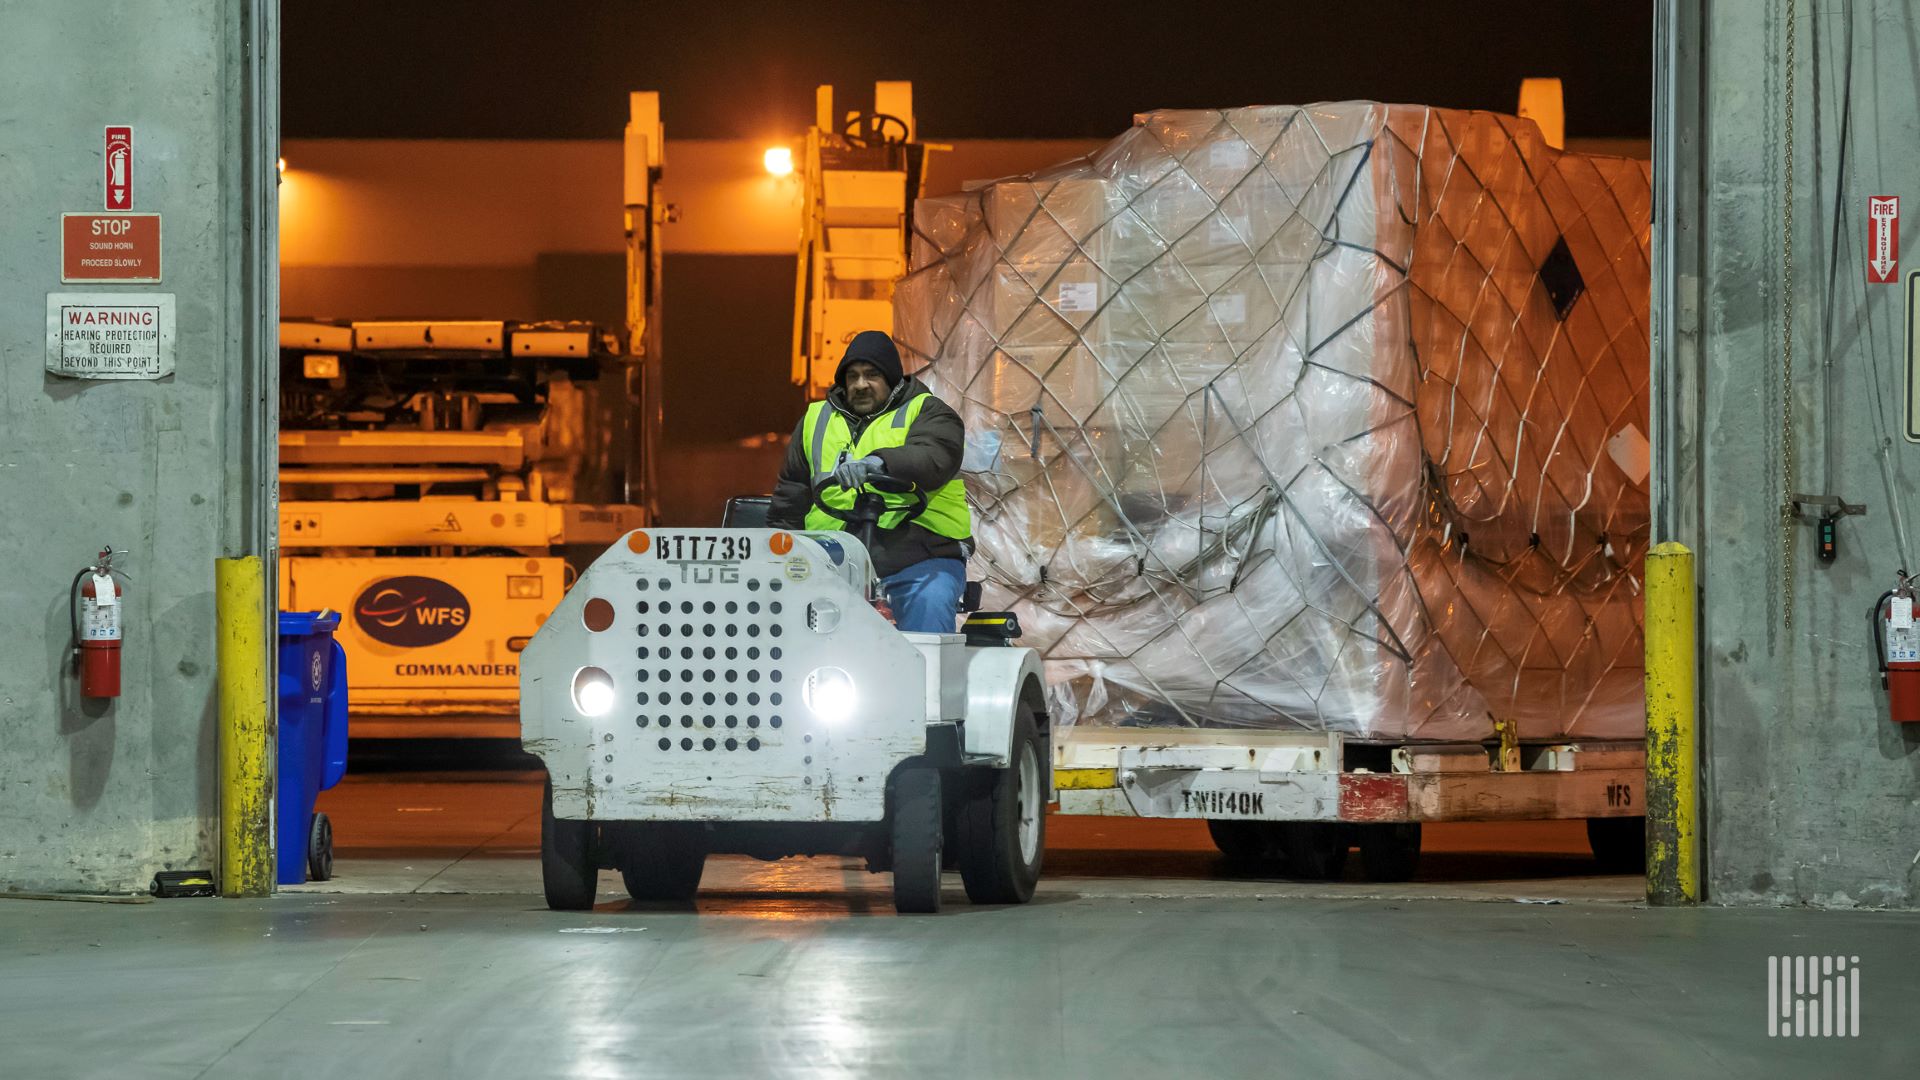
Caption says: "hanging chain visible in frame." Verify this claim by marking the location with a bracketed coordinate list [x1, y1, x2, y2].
[1781, 0, 1799, 629]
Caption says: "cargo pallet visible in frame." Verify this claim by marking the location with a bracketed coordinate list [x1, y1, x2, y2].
[1051, 727, 1646, 881]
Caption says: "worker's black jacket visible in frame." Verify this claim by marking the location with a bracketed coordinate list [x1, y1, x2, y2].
[767, 375, 970, 578]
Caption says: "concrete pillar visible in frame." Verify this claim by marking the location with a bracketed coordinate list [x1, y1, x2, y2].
[1658, 0, 1920, 907]
[0, 0, 277, 894]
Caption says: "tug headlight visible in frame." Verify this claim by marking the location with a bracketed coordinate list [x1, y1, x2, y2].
[572, 667, 616, 717]
[803, 666, 856, 723]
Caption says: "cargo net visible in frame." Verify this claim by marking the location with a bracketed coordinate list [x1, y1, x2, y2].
[895, 104, 1652, 742]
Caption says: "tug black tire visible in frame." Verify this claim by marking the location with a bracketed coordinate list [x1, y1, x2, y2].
[614, 823, 707, 902]
[891, 767, 944, 914]
[541, 777, 598, 911]
[956, 702, 1046, 905]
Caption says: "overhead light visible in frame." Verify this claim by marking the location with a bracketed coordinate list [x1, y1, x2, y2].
[763, 146, 793, 177]
[276, 156, 287, 175]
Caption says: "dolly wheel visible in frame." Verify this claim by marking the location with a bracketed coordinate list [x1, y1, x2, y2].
[956, 701, 1046, 904]
[541, 778, 598, 911]
[1278, 822, 1350, 881]
[1207, 820, 1274, 863]
[1587, 816, 1647, 873]
[890, 767, 943, 914]
[307, 812, 334, 882]
[1358, 822, 1422, 882]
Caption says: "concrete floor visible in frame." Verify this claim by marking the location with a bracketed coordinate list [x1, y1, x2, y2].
[4, 891, 1916, 1079]
[5, 763, 1916, 1078]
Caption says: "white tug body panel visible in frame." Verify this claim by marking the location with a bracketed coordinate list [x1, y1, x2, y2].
[523, 529, 1022, 823]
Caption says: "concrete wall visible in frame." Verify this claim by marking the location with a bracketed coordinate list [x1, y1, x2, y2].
[1662, 0, 1920, 907]
[0, 1, 274, 893]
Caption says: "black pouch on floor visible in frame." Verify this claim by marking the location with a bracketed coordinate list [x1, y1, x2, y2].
[150, 870, 217, 898]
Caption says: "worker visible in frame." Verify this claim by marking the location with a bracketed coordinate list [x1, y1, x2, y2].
[768, 330, 973, 633]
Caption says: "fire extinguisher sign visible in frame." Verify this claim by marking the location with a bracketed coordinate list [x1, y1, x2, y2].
[1868, 196, 1899, 284]
[105, 126, 132, 211]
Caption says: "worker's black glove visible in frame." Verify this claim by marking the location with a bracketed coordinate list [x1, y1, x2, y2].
[832, 452, 885, 490]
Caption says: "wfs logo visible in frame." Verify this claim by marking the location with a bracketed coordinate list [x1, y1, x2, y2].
[1768, 955, 1860, 1037]
[354, 576, 470, 647]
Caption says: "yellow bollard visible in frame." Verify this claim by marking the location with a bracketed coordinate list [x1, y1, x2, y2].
[217, 556, 273, 897]
[1644, 542, 1699, 904]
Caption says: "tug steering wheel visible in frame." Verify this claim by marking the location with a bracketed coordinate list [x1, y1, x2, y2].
[809, 471, 928, 554]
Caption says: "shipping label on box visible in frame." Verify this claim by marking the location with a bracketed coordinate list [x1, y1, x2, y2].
[1057, 281, 1099, 313]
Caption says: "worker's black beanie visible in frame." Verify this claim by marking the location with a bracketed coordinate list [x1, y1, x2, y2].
[834, 330, 903, 389]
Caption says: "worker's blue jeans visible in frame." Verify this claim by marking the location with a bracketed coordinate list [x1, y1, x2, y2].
[881, 557, 966, 634]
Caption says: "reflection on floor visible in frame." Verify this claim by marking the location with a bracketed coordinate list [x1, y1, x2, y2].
[8, 887, 1916, 1078]
[10, 751, 1917, 1078]
[297, 766, 1643, 906]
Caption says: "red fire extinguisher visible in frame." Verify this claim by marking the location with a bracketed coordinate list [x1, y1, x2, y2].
[1872, 569, 1920, 723]
[71, 547, 126, 699]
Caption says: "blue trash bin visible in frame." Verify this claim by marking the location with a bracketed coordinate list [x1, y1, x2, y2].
[277, 610, 349, 885]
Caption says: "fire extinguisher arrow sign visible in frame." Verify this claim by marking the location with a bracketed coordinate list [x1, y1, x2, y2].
[1869, 195, 1899, 284]
[105, 126, 132, 211]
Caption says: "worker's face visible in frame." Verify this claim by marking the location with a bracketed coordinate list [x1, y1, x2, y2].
[842, 361, 890, 416]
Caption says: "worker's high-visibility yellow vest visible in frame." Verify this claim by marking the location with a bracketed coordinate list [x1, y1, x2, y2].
[800, 393, 971, 540]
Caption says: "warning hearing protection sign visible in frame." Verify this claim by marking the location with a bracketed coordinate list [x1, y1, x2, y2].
[45, 292, 176, 380]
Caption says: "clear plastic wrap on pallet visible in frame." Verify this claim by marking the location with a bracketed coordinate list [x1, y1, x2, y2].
[896, 103, 1651, 743]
